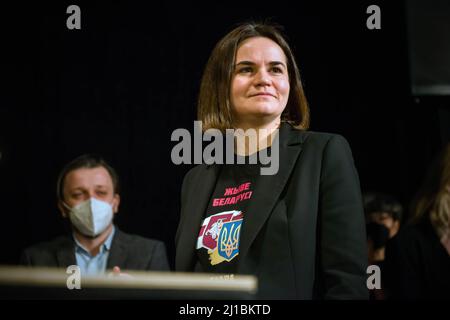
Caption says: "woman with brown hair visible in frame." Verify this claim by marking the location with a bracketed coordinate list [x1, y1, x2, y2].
[175, 22, 368, 299]
[385, 143, 450, 299]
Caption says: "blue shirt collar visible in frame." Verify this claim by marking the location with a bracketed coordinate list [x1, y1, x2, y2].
[73, 225, 116, 256]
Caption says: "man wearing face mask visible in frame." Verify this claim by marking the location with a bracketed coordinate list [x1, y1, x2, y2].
[21, 154, 170, 275]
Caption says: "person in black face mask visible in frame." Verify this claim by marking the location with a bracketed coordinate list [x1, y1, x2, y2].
[363, 193, 403, 257]
[363, 192, 403, 300]
[366, 222, 390, 264]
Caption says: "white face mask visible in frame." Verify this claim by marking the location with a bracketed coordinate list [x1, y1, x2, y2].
[64, 198, 114, 237]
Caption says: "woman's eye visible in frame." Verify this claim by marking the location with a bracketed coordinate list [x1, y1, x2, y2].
[238, 67, 252, 73]
[271, 67, 283, 74]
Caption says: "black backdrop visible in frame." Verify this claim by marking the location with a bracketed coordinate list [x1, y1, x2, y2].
[0, 1, 448, 268]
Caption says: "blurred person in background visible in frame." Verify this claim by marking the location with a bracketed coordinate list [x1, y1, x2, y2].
[363, 192, 403, 299]
[21, 154, 169, 276]
[385, 143, 450, 299]
[363, 192, 402, 264]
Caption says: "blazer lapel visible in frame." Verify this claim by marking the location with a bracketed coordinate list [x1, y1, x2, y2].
[176, 164, 221, 271]
[107, 229, 128, 269]
[56, 237, 77, 268]
[238, 123, 307, 268]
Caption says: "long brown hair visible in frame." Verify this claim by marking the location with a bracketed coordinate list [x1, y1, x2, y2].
[197, 22, 310, 132]
[410, 143, 450, 238]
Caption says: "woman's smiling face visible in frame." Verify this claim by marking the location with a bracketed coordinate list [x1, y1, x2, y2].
[230, 36, 290, 127]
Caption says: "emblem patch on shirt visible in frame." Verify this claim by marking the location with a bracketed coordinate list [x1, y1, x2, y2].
[197, 210, 243, 265]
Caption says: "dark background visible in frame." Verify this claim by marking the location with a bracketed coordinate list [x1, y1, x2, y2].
[0, 1, 449, 269]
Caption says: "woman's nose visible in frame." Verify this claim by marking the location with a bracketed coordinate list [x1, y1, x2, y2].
[254, 70, 271, 86]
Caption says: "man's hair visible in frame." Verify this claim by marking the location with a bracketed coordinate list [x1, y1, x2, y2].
[363, 192, 403, 222]
[197, 21, 310, 132]
[56, 154, 120, 201]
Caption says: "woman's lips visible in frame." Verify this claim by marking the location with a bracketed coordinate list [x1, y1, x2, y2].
[250, 93, 275, 98]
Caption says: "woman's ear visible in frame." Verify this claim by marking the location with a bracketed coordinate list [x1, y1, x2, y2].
[112, 194, 120, 214]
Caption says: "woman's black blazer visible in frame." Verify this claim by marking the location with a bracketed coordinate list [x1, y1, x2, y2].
[176, 123, 368, 299]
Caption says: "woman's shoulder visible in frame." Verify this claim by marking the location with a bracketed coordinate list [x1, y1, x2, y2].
[282, 123, 350, 146]
[303, 130, 347, 143]
[183, 164, 206, 180]
[287, 129, 353, 156]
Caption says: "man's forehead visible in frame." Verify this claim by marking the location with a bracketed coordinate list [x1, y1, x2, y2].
[65, 167, 113, 186]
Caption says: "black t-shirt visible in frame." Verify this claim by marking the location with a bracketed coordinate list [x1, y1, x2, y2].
[195, 152, 267, 274]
